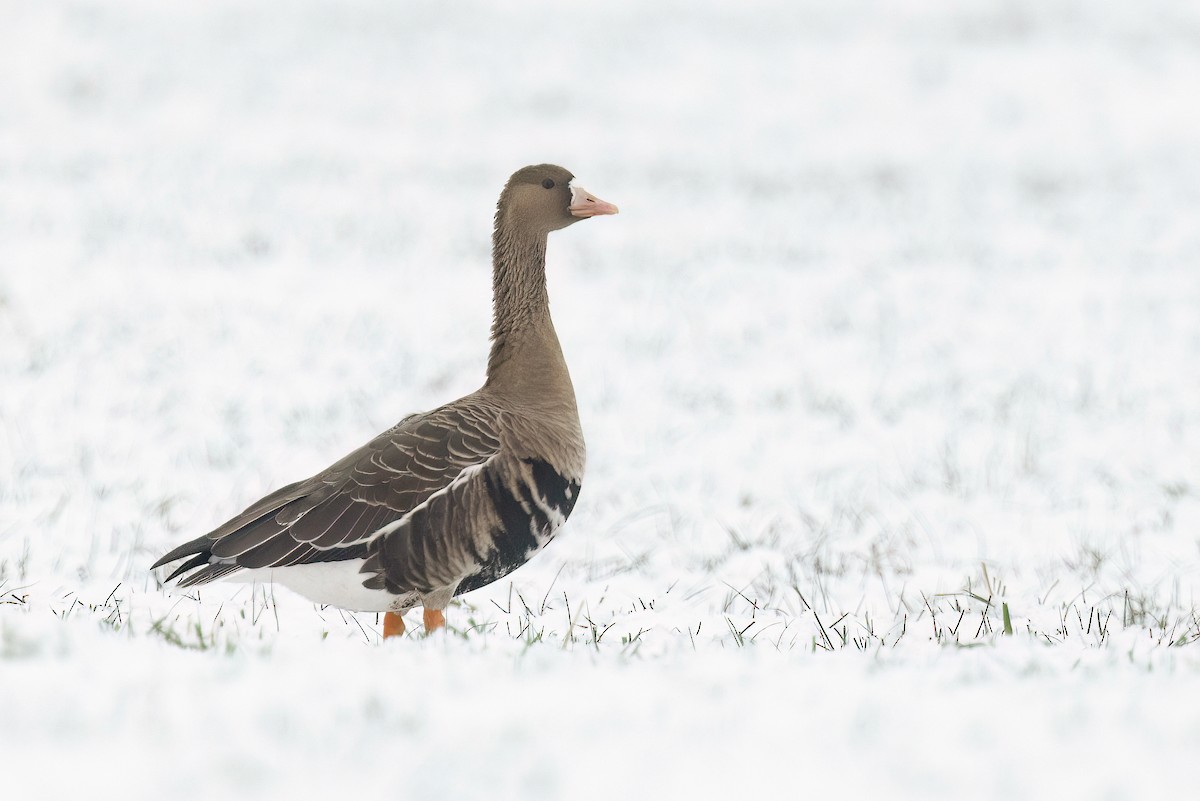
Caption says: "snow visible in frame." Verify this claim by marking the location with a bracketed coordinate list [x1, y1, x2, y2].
[2, 0, 1199, 798]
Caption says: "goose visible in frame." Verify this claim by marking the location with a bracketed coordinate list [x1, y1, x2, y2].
[152, 164, 617, 638]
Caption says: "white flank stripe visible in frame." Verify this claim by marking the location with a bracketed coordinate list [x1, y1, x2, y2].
[340, 458, 493, 547]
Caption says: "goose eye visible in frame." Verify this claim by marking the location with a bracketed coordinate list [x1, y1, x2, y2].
[542, 178, 555, 189]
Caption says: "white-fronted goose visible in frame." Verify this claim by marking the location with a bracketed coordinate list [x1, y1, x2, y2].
[153, 164, 618, 638]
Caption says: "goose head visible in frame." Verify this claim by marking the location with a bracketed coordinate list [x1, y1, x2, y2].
[498, 164, 619, 234]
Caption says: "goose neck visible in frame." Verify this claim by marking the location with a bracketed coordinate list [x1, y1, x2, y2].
[484, 224, 572, 401]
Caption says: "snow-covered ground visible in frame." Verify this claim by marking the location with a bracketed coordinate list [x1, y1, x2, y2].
[2, 1, 1199, 798]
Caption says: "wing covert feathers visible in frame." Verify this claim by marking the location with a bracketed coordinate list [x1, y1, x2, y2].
[153, 400, 505, 588]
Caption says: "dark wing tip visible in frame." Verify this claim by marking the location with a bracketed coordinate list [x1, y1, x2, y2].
[163, 552, 212, 583]
[150, 535, 213, 571]
[153, 537, 212, 568]
[153, 534, 221, 584]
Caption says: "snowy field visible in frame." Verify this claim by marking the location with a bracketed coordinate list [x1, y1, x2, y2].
[2, 1, 1200, 798]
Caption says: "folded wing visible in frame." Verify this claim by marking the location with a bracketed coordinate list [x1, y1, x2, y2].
[152, 401, 504, 588]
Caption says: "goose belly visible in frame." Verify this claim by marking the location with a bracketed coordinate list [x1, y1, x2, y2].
[457, 459, 581, 595]
[236, 560, 413, 613]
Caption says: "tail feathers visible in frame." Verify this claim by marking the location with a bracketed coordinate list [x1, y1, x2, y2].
[177, 563, 243, 587]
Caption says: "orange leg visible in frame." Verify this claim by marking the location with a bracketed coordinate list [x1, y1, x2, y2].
[423, 608, 446, 633]
[382, 611, 406, 639]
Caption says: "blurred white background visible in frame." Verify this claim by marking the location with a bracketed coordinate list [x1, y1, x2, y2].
[1, 2, 1198, 799]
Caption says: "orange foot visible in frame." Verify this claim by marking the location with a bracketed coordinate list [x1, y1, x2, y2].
[382, 611, 406, 639]
[423, 608, 446, 633]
